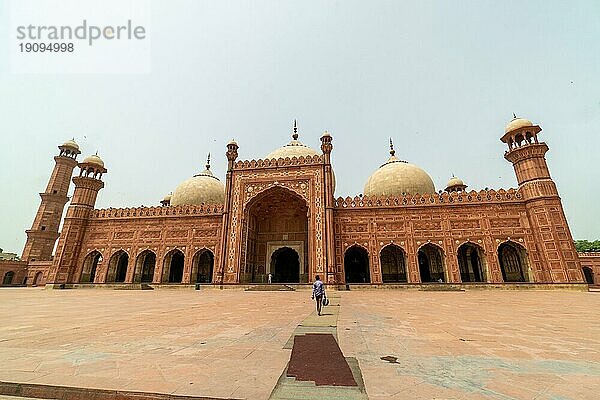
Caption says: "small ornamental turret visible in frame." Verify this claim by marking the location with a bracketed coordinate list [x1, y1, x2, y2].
[445, 176, 467, 193]
[320, 130, 333, 155]
[160, 193, 172, 207]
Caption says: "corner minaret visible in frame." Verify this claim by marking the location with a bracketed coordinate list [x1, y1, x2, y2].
[46, 154, 107, 285]
[22, 139, 81, 262]
[501, 116, 554, 198]
[320, 130, 336, 284]
[501, 116, 582, 283]
[217, 140, 239, 283]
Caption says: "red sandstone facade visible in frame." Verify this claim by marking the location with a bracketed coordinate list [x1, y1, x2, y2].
[2, 120, 594, 288]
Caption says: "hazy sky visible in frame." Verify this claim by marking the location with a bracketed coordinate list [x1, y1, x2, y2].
[1, 0, 599, 253]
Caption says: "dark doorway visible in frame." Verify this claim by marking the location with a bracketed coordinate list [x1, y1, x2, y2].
[81, 251, 102, 283]
[2, 271, 14, 285]
[115, 254, 128, 282]
[498, 242, 528, 282]
[458, 243, 485, 282]
[137, 251, 156, 283]
[582, 267, 594, 284]
[33, 272, 43, 286]
[271, 247, 300, 283]
[380, 244, 407, 283]
[344, 246, 370, 283]
[89, 254, 100, 283]
[194, 250, 214, 283]
[167, 251, 184, 283]
[107, 251, 128, 283]
[418, 244, 445, 282]
[418, 252, 431, 282]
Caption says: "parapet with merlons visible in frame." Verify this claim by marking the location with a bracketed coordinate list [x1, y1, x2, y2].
[234, 155, 324, 170]
[334, 188, 522, 209]
[92, 203, 224, 219]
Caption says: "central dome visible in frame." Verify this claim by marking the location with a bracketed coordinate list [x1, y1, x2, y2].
[265, 121, 319, 159]
[170, 157, 225, 206]
[364, 142, 435, 196]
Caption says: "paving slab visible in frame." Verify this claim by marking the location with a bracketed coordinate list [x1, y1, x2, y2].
[1, 288, 599, 399]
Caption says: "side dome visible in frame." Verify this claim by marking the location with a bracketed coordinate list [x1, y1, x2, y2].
[82, 154, 104, 168]
[364, 141, 435, 196]
[170, 157, 225, 206]
[265, 120, 319, 159]
[505, 117, 533, 134]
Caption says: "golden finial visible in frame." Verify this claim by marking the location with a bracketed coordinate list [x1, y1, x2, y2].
[292, 119, 298, 140]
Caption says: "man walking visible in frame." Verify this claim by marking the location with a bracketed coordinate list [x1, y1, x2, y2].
[311, 275, 325, 316]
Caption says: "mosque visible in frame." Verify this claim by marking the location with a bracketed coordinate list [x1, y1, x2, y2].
[1, 117, 598, 288]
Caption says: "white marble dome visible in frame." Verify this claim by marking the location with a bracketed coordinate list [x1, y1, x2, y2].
[364, 144, 435, 196]
[266, 138, 319, 160]
[170, 168, 225, 206]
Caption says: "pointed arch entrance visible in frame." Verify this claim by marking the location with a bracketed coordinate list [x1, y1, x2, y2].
[134, 250, 156, 283]
[162, 249, 185, 283]
[2, 271, 14, 285]
[418, 244, 445, 282]
[457, 243, 486, 282]
[344, 245, 370, 283]
[498, 242, 529, 282]
[81, 251, 102, 283]
[107, 251, 128, 283]
[33, 271, 43, 286]
[270, 247, 300, 283]
[380, 244, 407, 283]
[192, 249, 214, 283]
[242, 186, 309, 283]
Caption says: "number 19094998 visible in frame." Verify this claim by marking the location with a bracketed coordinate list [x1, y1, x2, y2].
[19, 42, 74, 52]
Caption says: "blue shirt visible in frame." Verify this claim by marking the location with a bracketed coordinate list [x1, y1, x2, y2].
[312, 280, 324, 297]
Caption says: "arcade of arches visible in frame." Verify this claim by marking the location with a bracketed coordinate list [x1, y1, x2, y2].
[77, 248, 215, 284]
[241, 187, 309, 283]
[338, 241, 531, 284]
[71, 240, 542, 285]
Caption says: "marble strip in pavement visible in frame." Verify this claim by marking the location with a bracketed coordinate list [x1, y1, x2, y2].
[269, 293, 369, 400]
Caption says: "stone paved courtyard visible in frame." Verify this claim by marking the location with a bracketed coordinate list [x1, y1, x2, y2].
[0, 288, 598, 400]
